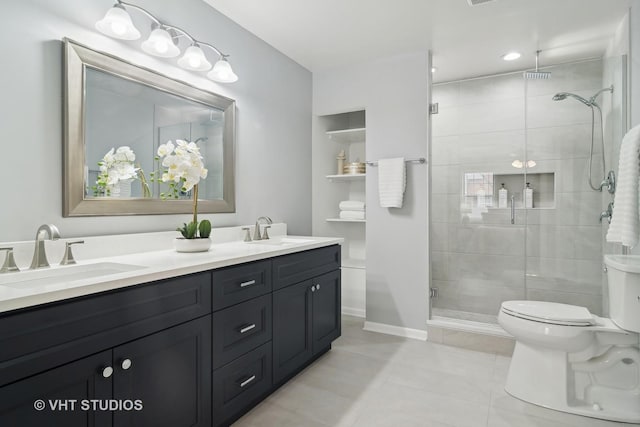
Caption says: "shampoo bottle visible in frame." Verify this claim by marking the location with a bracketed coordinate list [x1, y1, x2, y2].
[524, 182, 533, 208]
[498, 183, 508, 208]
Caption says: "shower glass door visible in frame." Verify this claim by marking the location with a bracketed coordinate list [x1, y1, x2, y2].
[430, 73, 527, 324]
[430, 56, 626, 324]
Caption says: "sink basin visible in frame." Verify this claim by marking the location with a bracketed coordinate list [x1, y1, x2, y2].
[0, 262, 145, 289]
[247, 237, 315, 246]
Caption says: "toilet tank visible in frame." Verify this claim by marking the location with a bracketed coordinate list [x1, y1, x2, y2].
[604, 255, 640, 333]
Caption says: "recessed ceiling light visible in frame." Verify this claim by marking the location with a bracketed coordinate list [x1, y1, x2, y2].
[431, 67, 437, 73]
[502, 52, 521, 61]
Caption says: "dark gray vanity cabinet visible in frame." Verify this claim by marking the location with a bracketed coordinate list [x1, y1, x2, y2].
[0, 350, 113, 427]
[112, 316, 212, 427]
[0, 272, 212, 427]
[211, 260, 274, 427]
[272, 247, 341, 385]
[0, 244, 341, 427]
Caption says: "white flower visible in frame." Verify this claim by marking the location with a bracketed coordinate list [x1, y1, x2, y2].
[157, 141, 174, 157]
[95, 145, 140, 195]
[156, 139, 208, 191]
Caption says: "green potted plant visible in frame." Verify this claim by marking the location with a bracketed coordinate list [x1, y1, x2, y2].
[156, 139, 212, 252]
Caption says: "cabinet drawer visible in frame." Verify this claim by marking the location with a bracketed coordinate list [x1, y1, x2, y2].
[211, 260, 271, 311]
[213, 342, 272, 427]
[272, 245, 341, 290]
[0, 271, 212, 387]
[212, 294, 272, 369]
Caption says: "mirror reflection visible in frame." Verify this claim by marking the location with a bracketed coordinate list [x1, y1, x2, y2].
[63, 39, 235, 216]
[85, 68, 224, 200]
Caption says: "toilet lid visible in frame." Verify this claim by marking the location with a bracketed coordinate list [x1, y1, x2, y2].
[501, 301, 595, 326]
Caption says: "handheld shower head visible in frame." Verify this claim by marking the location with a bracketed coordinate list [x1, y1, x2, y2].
[552, 86, 613, 109]
[552, 92, 592, 107]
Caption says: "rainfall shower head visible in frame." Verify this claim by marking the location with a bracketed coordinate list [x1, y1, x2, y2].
[524, 50, 551, 79]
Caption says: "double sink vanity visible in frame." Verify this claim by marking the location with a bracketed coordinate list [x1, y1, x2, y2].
[0, 227, 342, 427]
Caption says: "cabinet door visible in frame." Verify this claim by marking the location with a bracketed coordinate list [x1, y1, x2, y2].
[113, 316, 212, 427]
[311, 270, 342, 354]
[0, 350, 112, 427]
[272, 280, 312, 384]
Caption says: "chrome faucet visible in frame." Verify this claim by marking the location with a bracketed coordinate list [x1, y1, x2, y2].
[30, 224, 61, 269]
[253, 216, 273, 241]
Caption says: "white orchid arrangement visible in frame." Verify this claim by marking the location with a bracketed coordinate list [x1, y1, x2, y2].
[155, 139, 211, 239]
[94, 146, 139, 196]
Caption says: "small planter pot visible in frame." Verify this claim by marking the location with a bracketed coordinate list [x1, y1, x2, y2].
[173, 237, 211, 253]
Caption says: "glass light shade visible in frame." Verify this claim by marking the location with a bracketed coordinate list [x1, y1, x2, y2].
[95, 6, 141, 40]
[177, 45, 212, 71]
[207, 58, 238, 83]
[141, 28, 180, 58]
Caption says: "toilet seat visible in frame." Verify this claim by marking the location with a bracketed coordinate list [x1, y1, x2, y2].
[501, 300, 595, 326]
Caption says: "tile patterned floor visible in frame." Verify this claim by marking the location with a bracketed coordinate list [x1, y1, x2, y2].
[234, 316, 638, 427]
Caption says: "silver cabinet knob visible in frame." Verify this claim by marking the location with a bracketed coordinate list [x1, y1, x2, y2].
[102, 366, 113, 378]
[316, 284, 321, 291]
[311, 285, 316, 292]
[121, 359, 132, 370]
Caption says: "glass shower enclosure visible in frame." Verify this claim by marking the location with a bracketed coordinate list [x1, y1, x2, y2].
[429, 56, 627, 327]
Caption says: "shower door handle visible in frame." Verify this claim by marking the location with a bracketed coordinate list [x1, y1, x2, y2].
[510, 195, 515, 225]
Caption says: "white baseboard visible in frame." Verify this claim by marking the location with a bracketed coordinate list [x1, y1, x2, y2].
[363, 321, 428, 341]
[342, 307, 366, 318]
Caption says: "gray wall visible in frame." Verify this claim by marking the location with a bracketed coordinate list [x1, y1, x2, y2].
[314, 52, 430, 331]
[0, 0, 312, 241]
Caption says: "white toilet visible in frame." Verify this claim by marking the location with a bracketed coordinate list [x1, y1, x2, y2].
[498, 255, 640, 423]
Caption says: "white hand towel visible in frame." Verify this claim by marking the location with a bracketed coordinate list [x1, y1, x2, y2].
[339, 210, 365, 220]
[339, 200, 365, 211]
[606, 124, 640, 247]
[378, 157, 406, 208]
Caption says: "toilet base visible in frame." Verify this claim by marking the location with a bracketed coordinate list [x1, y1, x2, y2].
[505, 342, 640, 423]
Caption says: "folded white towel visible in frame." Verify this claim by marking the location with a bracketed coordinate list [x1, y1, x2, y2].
[607, 124, 640, 247]
[339, 200, 365, 211]
[339, 210, 365, 220]
[378, 157, 406, 208]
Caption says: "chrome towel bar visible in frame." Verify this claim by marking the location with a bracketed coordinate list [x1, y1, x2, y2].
[365, 157, 426, 166]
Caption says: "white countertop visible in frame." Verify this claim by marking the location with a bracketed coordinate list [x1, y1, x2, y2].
[0, 235, 343, 314]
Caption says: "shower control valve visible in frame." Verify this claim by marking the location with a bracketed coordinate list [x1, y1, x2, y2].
[599, 201, 614, 224]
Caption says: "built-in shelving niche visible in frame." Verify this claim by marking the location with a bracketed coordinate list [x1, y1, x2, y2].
[313, 109, 366, 318]
[493, 172, 555, 209]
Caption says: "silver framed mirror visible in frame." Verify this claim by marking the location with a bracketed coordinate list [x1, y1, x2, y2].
[63, 38, 235, 216]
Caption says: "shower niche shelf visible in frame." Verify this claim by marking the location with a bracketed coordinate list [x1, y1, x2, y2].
[492, 172, 555, 209]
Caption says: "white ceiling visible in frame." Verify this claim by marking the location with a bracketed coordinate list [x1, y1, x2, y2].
[203, 0, 632, 82]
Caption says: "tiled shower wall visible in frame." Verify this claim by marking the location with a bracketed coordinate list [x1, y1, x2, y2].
[431, 59, 609, 323]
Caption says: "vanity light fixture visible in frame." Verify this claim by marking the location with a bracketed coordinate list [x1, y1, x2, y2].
[178, 44, 212, 71]
[141, 26, 180, 58]
[207, 57, 238, 83]
[502, 52, 521, 61]
[95, 4, 140, 40]
[95, 0, 238, 83]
